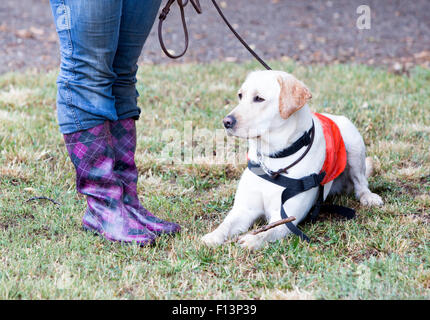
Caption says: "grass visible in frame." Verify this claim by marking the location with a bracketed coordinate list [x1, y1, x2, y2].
[0, 61, 429, 299]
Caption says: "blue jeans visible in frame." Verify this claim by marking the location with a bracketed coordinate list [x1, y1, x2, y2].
[50, 0, 162, 134]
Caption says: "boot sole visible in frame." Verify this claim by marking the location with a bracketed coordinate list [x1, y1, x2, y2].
[82, 223, 156, 247]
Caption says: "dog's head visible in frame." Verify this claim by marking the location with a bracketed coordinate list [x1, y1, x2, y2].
[223, 71, 312, 138]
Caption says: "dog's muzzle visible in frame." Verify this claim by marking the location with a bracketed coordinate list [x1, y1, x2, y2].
[223, 115, 237, 129]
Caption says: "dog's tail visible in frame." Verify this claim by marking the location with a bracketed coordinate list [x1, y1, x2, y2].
[365, 157, 374, 178]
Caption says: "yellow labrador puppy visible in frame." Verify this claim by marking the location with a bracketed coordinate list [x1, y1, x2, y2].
[202, 70, 383, 250]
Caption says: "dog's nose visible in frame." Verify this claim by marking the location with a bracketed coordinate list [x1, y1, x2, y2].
[223, 115, 237, 129]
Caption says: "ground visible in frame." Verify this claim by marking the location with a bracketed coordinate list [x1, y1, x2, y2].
[0, 0, 429, 300]
[1, 0, 430, 75]
[0, 61, 429, 299]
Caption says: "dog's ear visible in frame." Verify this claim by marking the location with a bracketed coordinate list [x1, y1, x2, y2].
[277, 75, 312, 119]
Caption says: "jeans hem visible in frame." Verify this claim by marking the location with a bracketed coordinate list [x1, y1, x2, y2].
[59, 119, 107, 134]
[117, 109, 141, 121]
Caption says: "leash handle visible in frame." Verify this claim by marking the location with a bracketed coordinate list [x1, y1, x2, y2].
[158, 0, 195, 59]
[158, 0, 272, 70]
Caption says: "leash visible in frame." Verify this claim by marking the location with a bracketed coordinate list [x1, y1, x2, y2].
[158, 0, 272, 70]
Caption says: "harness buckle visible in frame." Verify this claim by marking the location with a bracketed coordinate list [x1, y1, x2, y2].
[264, 167, 281, 179]
[270, 171, 280, 179]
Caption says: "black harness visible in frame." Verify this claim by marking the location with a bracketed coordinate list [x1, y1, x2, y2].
[248, 124, 355, 242]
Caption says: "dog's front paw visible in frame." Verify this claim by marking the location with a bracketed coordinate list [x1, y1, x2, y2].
[201, 231, 225, 247]
[238, 234, 264, 251]
[360, 192, 384, 207]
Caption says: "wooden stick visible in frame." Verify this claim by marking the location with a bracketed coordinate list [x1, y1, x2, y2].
[250, 216, 296, 235]
[225, 216, 296, 244]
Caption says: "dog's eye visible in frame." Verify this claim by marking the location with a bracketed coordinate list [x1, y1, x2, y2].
[254, 95, 265, 103]
[238, 93, 242, 100]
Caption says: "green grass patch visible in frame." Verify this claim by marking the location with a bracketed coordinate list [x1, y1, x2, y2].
[0, 61, 429, 299]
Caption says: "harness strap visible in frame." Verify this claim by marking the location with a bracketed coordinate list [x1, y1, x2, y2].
[278, 173, 325, 242]
[308, 186, 356, 222]
[248, 161, 356, 242]
[248, 162, 325, 242]
[248, 162, 325, 191]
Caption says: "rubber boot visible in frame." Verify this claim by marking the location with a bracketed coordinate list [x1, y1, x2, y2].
[63, 122, 157, 245]
[109, 118, 181, 235]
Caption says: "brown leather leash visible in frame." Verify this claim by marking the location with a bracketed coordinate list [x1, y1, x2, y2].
[158, 0, 272, 70]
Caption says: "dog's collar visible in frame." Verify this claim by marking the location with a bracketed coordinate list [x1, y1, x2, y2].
[256, 121, 315, 178]
[269, 122, 314, 159]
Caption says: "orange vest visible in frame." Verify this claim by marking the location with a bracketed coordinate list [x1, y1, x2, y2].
[314, 113, 347, 185]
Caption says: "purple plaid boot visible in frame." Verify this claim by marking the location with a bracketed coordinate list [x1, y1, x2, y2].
[109, 118, 181, 235]
[63, 122, 157, 245]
